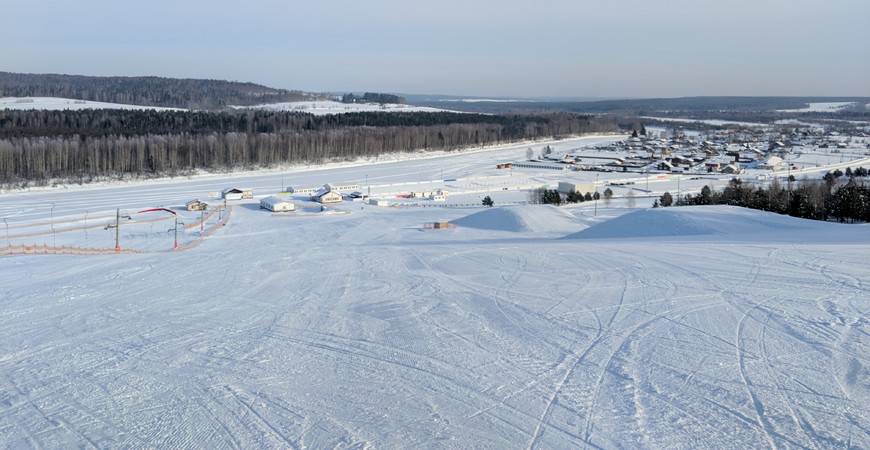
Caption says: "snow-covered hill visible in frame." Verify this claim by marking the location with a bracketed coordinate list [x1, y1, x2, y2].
[0, 96, 185, 111]
[776, 101, 856, 113]
[566, 205, 870, 242]
[1, 201, 867, 448]
[232, 100, 452, 115]
[451, 205, 580, 233]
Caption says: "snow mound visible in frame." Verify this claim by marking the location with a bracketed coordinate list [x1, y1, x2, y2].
[451, 205, 578, 232]
[565, 205, 852, 240]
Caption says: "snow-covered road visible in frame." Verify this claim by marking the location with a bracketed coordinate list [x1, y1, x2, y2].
[1, 204, 867, 448]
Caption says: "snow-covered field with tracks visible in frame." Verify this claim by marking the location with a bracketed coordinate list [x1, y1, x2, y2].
[1, 136, 868, 449]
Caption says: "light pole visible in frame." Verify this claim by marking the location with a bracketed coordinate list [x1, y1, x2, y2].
[594, 173, 599, 216]
[677, 174, 682, 202]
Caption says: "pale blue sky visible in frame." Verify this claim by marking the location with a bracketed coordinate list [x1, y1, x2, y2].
[3, 0, 868, 97]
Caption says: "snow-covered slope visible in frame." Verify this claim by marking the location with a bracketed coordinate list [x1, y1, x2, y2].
[776, 101, 856, 113]
[451, 205, 580, 233]
[232, 100, 451, 115]
[0, 96, 185, 111]
[566, 205, 869, 242]
[1, 182, 868, 446]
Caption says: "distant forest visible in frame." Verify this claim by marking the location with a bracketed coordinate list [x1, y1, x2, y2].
[413, 96, 870, 117]
[0, 72, 313, 110]
[0, 110, 616, 186]
[341, 92, 406, 104]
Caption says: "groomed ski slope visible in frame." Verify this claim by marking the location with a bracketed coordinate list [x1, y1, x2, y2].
[1, 204, 868, 449]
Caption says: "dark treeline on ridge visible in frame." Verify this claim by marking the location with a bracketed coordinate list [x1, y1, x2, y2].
[0, 72, 313, 109]
[341, 92, 406, 104]
[0, 110, 615, 186]
[0, 110, 558, 138]
[659, 171, 870, 224]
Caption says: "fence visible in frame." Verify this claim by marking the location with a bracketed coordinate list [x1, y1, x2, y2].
[0, 244, 141, 256]
[2, 205, 234, 257]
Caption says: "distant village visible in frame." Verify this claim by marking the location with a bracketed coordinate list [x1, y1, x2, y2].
[503, 121, 870, 179]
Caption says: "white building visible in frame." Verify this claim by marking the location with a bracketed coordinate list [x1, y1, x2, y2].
[259, 196, 295, 212]
[760, 156, 784, 170]
[557, 182, 595, 195]
[222, 187, 253, 200]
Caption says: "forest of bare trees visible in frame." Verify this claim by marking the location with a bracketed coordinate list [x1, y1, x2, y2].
[0, 110, 616, 186]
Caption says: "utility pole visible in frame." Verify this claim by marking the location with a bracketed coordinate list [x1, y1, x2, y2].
[84, 210, 88, 241]
[114, 208, 121, 252]
[200, 209, 205, 232]
[594, 173, 599, 216]
[677, 174, 682, 201]
[173, 215, 179, 250]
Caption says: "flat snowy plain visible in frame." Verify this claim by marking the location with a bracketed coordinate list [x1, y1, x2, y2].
[1, 137, 868, 449]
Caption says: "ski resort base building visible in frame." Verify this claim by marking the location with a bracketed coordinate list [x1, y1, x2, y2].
[259, 196, 296, 212]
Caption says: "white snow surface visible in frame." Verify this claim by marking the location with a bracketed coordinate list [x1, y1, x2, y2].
[776, 102, 856, 113]
[1, 135, 869, 448]
[566, 205, 870, 242]
[0, 97, 185, 111]
[232, 100, 451, 115]
[451, 205, 579, 233]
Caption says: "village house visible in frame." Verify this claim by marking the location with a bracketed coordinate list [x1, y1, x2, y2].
[186, 199, 208, 211]
[221, 187, 253, 201]
[312, 188, 343, 204]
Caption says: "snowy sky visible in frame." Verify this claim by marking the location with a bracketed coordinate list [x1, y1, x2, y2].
[3, 0, 869, 98]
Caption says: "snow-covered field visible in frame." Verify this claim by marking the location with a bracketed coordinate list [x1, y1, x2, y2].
[1, 136, 869, 448]
[639, 116, 769, 128]
[0, 97, 185, 111]
[232, 100, 451, 115]
[776, 102, 857, 113]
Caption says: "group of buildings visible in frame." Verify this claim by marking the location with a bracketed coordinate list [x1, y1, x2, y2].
[505, 123, 867, 178]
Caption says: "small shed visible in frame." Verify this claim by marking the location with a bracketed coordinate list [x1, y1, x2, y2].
[186, 199, 208, 211]
[312, 189, 343, 204]
[260, 196, 295, 212]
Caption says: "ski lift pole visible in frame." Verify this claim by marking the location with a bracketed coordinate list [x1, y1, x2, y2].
[174, 215, 179, 250]
[114, 208, 121, 252]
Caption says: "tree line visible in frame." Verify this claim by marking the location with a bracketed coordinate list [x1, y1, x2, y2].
[0, 111, 616, 186]
[0, 71, 311, 109]
[341, 93, 405, 104]
[658, 169, 870, 223]
[0, 109, 591, 139]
